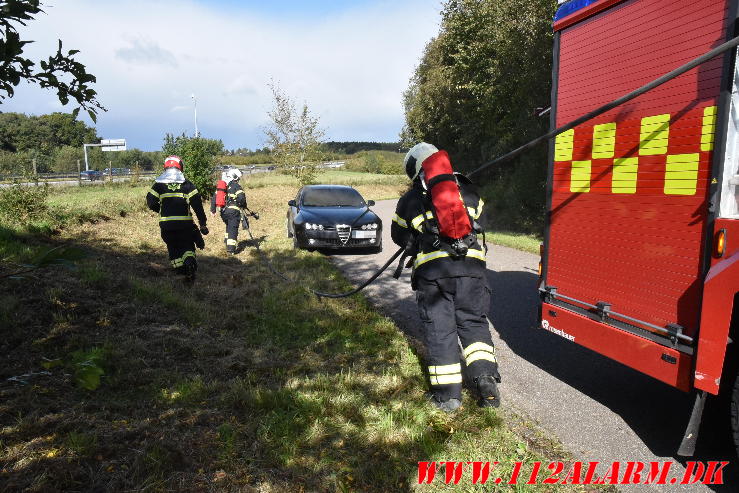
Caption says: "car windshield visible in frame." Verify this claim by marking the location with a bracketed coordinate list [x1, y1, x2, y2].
[302, 188, 365, 207]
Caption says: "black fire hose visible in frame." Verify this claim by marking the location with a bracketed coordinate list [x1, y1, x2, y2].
[468, 34, 739, 178]
[246, 227, 405, 299]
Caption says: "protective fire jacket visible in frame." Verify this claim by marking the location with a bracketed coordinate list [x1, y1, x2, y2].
[391, 177, 486, 280]
[210, 181, 246, 214]
[146, 180, 207, 231]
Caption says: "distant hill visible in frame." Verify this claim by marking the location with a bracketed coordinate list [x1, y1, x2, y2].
[322, 141, 402, 155]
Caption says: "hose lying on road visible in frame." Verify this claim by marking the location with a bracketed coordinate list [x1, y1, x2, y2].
[244, 34, 739, 298]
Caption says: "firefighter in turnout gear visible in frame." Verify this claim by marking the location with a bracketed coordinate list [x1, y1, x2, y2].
[211, 168, 247, 254]
[391, 143, 501, 412]
[146, 155, 209, 282]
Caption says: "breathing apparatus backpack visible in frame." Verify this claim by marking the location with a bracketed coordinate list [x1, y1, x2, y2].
[215, 180, 228, 208]
[420, 150, 477, 258]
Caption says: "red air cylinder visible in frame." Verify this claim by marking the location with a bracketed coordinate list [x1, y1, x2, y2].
[421, 150, 472, 239]
[215, 180, 227, 208]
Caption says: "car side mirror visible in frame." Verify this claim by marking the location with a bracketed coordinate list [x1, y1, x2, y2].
[367, 200, 375, 206]
[288, 200, 297, 207]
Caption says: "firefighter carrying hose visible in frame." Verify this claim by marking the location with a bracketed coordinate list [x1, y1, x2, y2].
[146, 155, 209, 282]
[211, 168, 247, 254]
[392, 142, 501, 412]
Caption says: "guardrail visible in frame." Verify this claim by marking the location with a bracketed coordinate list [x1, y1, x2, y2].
[0, 171, 157, 181]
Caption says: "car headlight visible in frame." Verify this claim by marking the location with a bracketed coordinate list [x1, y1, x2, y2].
[305, 223, 314, 230]
[304, 223, 324, 231]
[362, 223, 378, 230]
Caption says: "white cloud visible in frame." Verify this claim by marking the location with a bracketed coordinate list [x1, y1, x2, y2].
[0, 0, 441, 150]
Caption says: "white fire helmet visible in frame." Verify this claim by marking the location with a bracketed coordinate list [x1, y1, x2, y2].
[403, 142, 438, 180]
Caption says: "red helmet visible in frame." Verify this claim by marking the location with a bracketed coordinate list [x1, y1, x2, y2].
[164, 155, 183, 171]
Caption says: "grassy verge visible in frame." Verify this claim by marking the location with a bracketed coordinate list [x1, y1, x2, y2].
[1, 177, 595, 492]
[485, 231, 542, 255]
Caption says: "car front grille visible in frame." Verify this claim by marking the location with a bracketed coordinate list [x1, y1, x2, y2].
[336, 225, 351, 245]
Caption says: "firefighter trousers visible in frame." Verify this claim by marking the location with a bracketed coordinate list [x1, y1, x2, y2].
[221, 209, 241, 253]
[415, 275, 499, 401]
[160, 227, 197, 275]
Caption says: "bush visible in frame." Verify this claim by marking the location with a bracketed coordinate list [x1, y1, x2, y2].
[163, 134, 223, 197]
[0, 183, 50, 224]
[345, 151, 404, 175]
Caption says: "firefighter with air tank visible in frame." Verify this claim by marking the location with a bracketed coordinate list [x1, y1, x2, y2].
[146, 155, 209, 282]
[211, 168, 251, 254]
[392, 142, 501, 412]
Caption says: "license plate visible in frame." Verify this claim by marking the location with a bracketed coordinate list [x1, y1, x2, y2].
[352, 230, 377, 239]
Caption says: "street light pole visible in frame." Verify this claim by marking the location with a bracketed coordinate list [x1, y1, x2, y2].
[191, 93, 199, 138]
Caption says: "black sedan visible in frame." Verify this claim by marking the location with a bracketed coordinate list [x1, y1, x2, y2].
[287, 185, 382, 252]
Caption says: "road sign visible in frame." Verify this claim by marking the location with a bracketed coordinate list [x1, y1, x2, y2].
[101, 139, 126, 152]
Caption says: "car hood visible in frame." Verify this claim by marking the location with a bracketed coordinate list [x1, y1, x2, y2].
[298, 206, 379, 225]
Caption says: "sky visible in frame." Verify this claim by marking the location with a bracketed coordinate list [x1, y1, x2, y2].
[1, 0, 442, 151]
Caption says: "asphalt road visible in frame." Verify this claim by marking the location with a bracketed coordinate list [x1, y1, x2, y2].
[327, 199, 736, 493]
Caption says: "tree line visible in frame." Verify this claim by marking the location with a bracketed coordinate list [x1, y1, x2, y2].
[402, 0, 559, 233]
[0, 112, 167, 175]
[322, 141, 402, 155]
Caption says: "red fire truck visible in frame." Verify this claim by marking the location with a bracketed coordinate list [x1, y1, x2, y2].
[539, 0, 739, 454]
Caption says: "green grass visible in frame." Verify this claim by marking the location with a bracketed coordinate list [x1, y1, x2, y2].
[485, 231, 542, 255]
[0, 176, 593, 492]
[245, 169, 405, 188]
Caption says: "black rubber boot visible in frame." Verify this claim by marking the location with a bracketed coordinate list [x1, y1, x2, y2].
[475, 374, 501, 408]
[183, 257, 197, 284]
[425, 392, 462, 413]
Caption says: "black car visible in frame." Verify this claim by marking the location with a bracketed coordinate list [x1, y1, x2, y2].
[287, 185, 382, 252]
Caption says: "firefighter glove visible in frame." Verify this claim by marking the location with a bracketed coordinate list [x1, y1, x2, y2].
[200, 226, 209, 235]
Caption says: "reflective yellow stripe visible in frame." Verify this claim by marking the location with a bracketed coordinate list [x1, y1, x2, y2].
[467, 207, 476, 217]
[466, 249, 486, 261]
[463, 342, 497, 365]
[186, 189, 199, 199]
[415, 250, 450, 266]
[148, 189, 160, 199]
[701, 105, 717, 152]
[392, 214, 408, 228]
[463, 342, 495, 358]
[411, 214, 425, 231]
[640, 113, 670, 156]
[410, 211, 434, 232]
[467, 352, 497, 365]
[414, 248, 485, 268]
[570, 161, 591, 193]
[171, 251, 195, 268]
[592, 122, 617, 159]
[226, 239, 237, 246]
[430, 374, 463, 385]
[226, 205, 241, 211]
[160, 193, 186, 199]
[429, 363, 461, 375]
[664, 153, 699, 196]
[555, 129, 574, 162]
[475, 198, 484, 219]
[231, 190, 245, 196]
[159, 216, 193, 222]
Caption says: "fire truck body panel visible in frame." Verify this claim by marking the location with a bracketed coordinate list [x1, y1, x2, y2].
[543, 0, 735, 393]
